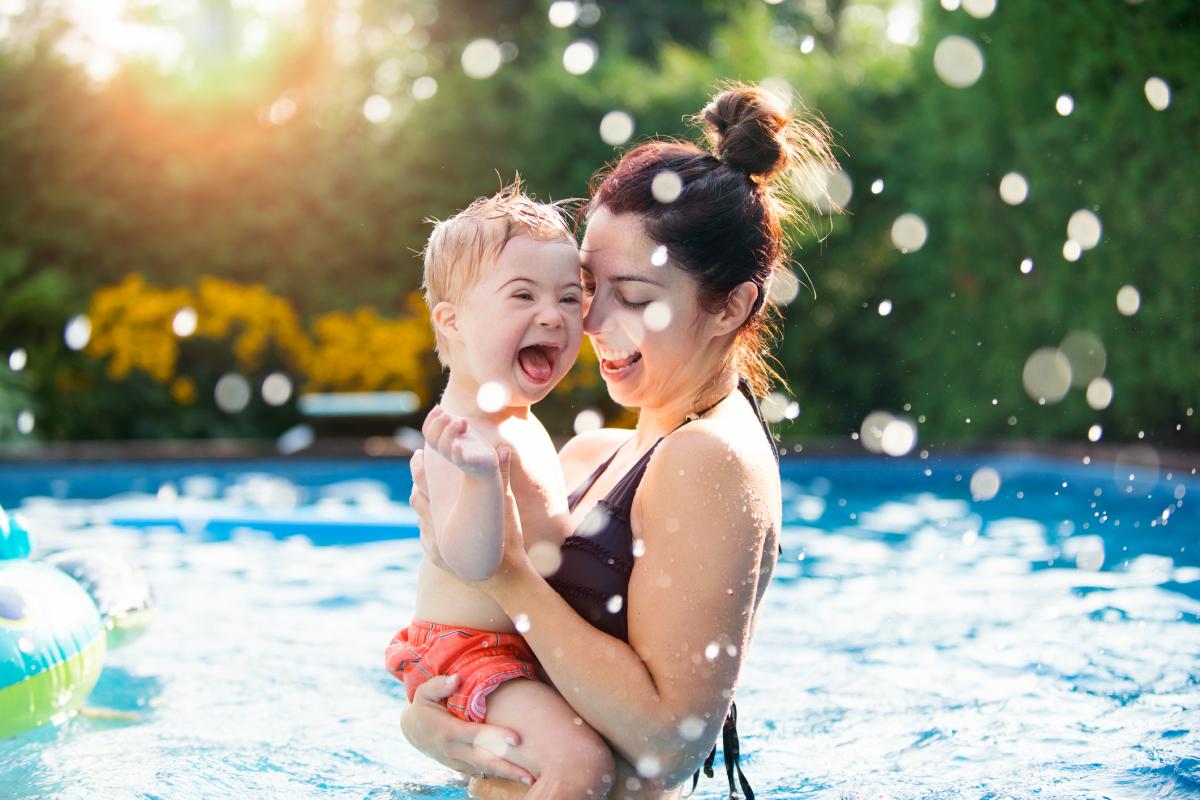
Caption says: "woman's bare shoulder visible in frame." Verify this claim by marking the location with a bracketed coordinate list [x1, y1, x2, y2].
[558, 428, 633, 488]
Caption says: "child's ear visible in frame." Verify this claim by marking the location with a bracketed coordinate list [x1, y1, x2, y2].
[431, 301, 459, 340]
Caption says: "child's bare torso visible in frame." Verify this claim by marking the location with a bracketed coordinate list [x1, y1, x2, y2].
[414, 410, 568, 632]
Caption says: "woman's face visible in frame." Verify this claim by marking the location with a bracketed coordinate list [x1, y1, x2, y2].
[580, 207, 721, 410]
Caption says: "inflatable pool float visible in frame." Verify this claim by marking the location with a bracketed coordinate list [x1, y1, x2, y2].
[0, 507, 155, 738]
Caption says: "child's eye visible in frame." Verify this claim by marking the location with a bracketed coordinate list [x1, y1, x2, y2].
[560, 295, 581, 305]
[513, 291, 534, 301]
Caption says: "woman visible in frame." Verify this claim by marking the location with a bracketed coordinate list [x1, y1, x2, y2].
[402, 84, 836, 799]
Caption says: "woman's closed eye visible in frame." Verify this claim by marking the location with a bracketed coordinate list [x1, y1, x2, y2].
[618, 295, 650, 309]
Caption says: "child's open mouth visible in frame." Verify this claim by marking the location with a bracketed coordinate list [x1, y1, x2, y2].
[518, 344, 560, 384]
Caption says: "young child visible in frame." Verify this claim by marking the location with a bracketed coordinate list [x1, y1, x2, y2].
[386, 184, 614, 798]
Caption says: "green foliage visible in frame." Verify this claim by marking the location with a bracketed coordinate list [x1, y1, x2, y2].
[0, 0, 1195, 446]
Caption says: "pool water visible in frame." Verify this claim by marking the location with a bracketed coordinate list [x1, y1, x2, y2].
[0, 453, 1197, 799]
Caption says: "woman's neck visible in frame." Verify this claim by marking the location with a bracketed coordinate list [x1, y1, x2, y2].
[631, 368, 739, 451]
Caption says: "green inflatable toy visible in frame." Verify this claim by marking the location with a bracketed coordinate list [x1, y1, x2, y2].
[0, 506, 155, 738]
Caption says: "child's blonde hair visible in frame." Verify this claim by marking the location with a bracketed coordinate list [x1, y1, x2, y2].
[422, 179, 577, 365]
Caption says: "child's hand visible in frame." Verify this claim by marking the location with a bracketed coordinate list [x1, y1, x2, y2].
[421, 405, 499, 477]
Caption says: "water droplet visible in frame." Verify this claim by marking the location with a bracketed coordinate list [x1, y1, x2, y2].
[411, 76, 438, 101]
[678, 716, 705, 741]
[870, 178, 884, 194]
[878, 299, 893, 316]
[643, 301, 672, 331]
[1067, 209, 1102, 250]
[16, 410, 34, 435]
[1086, 377, 1113, 411]
[636, 755, 662, 778]
[476, 381, 510, 413]
[529, 541, 563, 577]
[962, 0, 996, 17]
[600, 110, 634, 146]
[970, 467, 1001, 501]
[891, 213, 928, 253]
[474, 728, 512, 757]
[704, 642, 720, 661]
[650, 245, 669, 267]
[1022, 348, 1071, 404]
[999, 172, 1029, 205]
[215, 373, 252, 414]
[514, 613, 531, 633]
[562, 39, 598, 75]
[606, 594, 623, 613]
[632, 538, 645, 557]
[933, 35, 984, 88]
[651, 170, 683, 204]
[64, 315, 91, 351]
[172, 307, 197, 337]
[362, 94, 391, 123]
[1144, 76, 1170, 111]
[548, 1, 580, 27]
[462, 39, 502, 79]
[1019, 258, 1034, 274]
[261, 373, 293, 406]
[1056, 94, 1075, 116]
[1062, 239, 1083, 262]
[1116, 285, 1140, 316]
[573, 409, 603, 434]
[7, 348, 26, 371]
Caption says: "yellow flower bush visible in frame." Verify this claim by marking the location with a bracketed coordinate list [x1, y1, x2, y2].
[83, 274, 437, 404]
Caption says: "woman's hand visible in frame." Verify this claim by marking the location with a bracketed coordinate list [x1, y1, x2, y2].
[399, 673, 535, 787]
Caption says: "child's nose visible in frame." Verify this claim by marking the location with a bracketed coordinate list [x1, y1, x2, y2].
[537, 304, 563, 328]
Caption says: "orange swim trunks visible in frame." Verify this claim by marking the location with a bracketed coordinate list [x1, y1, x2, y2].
[385, 619, 539, 722]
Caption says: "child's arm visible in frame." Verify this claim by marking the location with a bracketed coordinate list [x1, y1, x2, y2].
[421, 406, 506, 582]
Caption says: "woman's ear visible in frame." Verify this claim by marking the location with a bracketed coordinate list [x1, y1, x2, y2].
[431, 301, 459, 341]
[714, 281, 759, 336]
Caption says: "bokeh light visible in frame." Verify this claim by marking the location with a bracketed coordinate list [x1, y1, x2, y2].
[970, 467, 1001, 501]
[1086, 377, 1114, 411]
[650, 245, 669, 267]
[767, 267, 801, 306]
[599, 110, 634, 146]
[1062, 240, 1082, 262]
[1067, 209, 1102, 250]
[878, 299, 893, 316]
[1088, 424, 1103, 442]
[476, 381, 510, 413]
[573, 409, 603, 435]
[1144, 77, 1171, 111]
[643, 301, 671, 332]
[762, 393, 789, 424]
[871, 179, 884, 194]
[16, 410, 34, 435]
[362, 95, 391, 123]
[1116, 285, 1141, 316]
[651, 170, 683, 203]
[214, 373, 252, 414]
[1020, 258, 1034, 274]
[64, 315, 91, 351]
[563, 40, 598, 75]
[962, 0, 997, 18]
[934, 36, 984, 88]
[1056, 94, 1074, 116]
[548, 1, 580, 28]
[462, 38, 502, 79]
[172, 307, 197, 338]
[261, 373, 293, 407]
[1059, 330, 1106, 387]
[880, 417, 917, 457]
[411, 76, 438, 101]
[1022, 348, 1072, 404]
[999, 172, 1029, 205]
[891, 213, 928, 253]
[8, 348, 27, 371]
[528, 541, 563, 576]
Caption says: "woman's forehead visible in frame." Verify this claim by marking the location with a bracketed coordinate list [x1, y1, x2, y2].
[581, 209, 660, 274]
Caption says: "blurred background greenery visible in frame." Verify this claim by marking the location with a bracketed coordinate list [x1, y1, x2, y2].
[0, 0, 1195, 451]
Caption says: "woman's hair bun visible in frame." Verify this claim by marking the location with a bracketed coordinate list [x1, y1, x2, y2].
[701, 85, 791, 182]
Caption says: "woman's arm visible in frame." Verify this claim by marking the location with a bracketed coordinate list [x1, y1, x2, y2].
[486, 427, 775, 786]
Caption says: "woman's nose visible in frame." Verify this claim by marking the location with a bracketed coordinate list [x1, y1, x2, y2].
[582, 295, 609, 335]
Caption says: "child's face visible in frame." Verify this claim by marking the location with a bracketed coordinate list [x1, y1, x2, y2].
[453, 235, 583, 407]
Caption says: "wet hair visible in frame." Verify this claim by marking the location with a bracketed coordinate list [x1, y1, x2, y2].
[422, 178, 576, 365]
[588, 84, 837, 397]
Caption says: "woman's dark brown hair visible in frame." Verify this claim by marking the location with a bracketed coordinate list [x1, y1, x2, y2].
[588, 84, 837, 398]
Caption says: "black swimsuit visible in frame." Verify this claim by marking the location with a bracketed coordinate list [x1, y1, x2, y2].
[547, 377, 779, 799]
